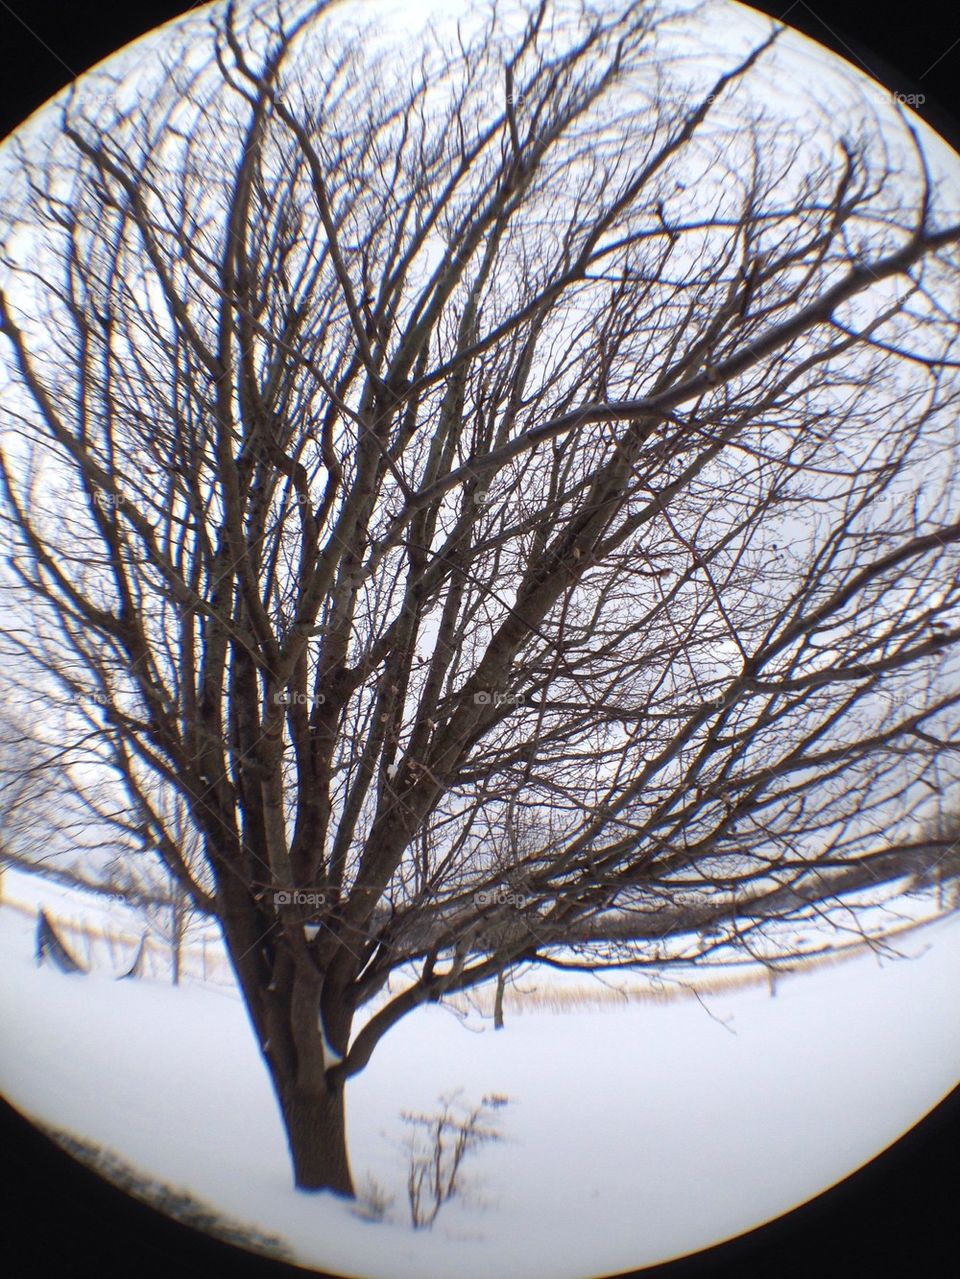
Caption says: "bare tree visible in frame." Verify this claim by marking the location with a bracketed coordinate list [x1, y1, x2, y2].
[107, 806, 210, 985]
[0, 702, 192, 911]
[2, 0, 960, 1196]
[0, 711, 52, 900]
[401, 1091, 509, 1229]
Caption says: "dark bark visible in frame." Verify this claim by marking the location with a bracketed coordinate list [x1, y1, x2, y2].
[216, 874, 357, 1195]
[4, 0, 960, 1205]
[171, 892, 183, 987]
[261, 974, 357, 1195]
[275, 1079, 354, 1196]
[494, 969, 506, 1030]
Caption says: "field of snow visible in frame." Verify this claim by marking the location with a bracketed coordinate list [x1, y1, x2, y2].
[2, 894, 960, 1279]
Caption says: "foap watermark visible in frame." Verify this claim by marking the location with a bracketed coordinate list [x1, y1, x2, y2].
[69, 690, 114, 711]
[92, 485, 132, 510]
[870, 87, 925, 110]
[474, 886, 527, 909]
[706, 688, 734, 711]
[473, 689, 523, 707]
[66, 86, 121, 115]
[274, 889, 327, 907]
[503, 94, 548, 140]
[273, 689, 326, 707]
[655, 88, 720, 114]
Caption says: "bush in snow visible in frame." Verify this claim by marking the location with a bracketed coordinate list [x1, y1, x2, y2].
[401, 1091, 511, 1229]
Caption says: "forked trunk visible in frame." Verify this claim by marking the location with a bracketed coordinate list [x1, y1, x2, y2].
[217, 890, 357, 1197]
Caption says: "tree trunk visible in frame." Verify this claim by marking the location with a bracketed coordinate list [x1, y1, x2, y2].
[216, 878, 357, 1196]
[171, 891, 183, 987]
[494, 969, 506, 1029]
[277, 1079, 354, 1195]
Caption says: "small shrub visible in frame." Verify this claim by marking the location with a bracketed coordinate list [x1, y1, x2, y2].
[401, 1091, 510, 1229]
[351, 1174, 394, 1223]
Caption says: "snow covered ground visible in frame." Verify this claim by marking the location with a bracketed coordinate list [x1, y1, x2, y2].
[2, 894, 960, 1278]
